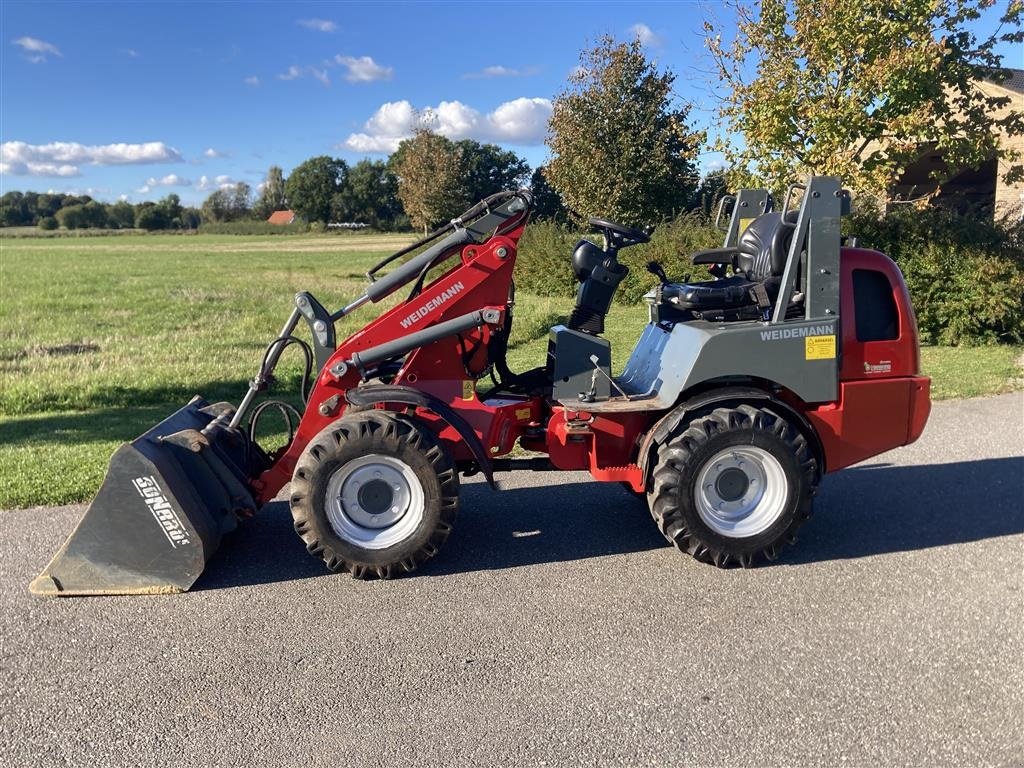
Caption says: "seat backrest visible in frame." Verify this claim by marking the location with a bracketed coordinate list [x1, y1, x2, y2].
[735, 212, 795, 280]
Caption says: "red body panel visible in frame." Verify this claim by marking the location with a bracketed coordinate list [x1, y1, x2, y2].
[254, 227, 537, 503]
[806, 248, 931, 472]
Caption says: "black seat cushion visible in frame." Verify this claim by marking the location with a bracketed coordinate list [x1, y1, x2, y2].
[665, 213, 796, 313]
[661, 275, 756, 310]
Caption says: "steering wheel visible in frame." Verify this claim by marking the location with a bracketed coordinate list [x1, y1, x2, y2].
[588, 217, 651, 247]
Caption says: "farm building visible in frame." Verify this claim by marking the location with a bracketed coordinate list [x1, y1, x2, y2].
[267, 210, 296, 225]
[885, 69, 1024, 219]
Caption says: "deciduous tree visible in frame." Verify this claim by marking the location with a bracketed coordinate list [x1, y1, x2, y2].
[546, 37, 702, 225]
[454, 140, 530, 203]
[391, 129, 464, 233]
[285, 156, 347, 223]
[705, 0, 1024, 200]
[253, 165, 287, 219]
[529, 166, 569, 222]
[329, 159, 402, 228]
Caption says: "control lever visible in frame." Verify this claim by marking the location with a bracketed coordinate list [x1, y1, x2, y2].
[646, 261, 668, 284]
[582, 354, 632, 402]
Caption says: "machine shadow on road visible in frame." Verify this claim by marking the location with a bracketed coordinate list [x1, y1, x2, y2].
[194, 457, 1023, 589]
[195, 481, 667, 590]
[786, 456, 1024, 564]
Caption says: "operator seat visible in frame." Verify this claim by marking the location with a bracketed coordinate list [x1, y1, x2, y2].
[661, 212, 797, 313]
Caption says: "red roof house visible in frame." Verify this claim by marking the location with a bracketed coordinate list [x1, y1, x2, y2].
[267, 210, 296, 225]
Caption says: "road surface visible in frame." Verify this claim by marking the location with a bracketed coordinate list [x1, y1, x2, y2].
[2, 393, 1022, 767]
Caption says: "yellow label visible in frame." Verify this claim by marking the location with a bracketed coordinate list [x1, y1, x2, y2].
[462, 380, 475, 400]
[805, 334, 836, 360]
[515, 407, 532, 421]
[738, 217, 755, 234]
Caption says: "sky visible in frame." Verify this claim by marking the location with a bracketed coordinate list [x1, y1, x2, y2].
[1, 1, 1019, 207]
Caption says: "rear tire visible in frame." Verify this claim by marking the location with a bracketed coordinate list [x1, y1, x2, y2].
[289, 411, 459, 579]
[647, 405, 816, 567]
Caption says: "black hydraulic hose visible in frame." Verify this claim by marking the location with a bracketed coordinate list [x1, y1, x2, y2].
[247, 399, 303, 461]
[258, 335, 314, 405]
[365, 190, 521, 280]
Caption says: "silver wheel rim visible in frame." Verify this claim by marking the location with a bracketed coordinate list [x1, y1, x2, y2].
[324, 455, 424, 550]
[694, 446, 788, 538]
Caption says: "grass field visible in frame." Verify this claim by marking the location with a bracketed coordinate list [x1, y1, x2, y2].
[1, 232, 1020, 509]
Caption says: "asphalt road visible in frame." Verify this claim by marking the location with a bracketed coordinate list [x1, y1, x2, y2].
[2, 393, 1022, 767]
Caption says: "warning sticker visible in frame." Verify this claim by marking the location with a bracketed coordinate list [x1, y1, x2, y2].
[515, 407, 532, 421]
[805, 334, 836, 360]
[462, 380, 475, 400]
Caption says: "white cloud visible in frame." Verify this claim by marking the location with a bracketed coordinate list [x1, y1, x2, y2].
[630, 23, 664, 47]
[335, 55, 392, 83]
[12, 36, 62, 61]
[344, 100, 417, 152]
[297, 18, 337, 32]
[138, 174, 188, 194]
[278, 65, 302, 81]
[123, 48, 140, 58]
[0, 161, 79, 177]
[487, 98, 552, 142]
[462, 65, 539, 79]
[310, 67, 330, 87]
[196, 174, 240, 192]
[343, 97, 552, 153]
[203, 148, 227, 159]
[244, 75, 260, 86]
[0, 141, 182, 176]
[148, 173, 191, 187]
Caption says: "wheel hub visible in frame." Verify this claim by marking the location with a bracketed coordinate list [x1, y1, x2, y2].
[324, 455, 424, 548]
[694, 446, 788, 538]
[714, 467, 749, 502]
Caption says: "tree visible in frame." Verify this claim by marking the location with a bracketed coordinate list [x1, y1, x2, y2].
[135, 203, 169, 231]
[57, 201, 107, 229]
[334, 159, 402, 229]
[285, 156, 347, 223]
[529, 166, 569, 222]
[705, 0, 1024, 200]
[201, 183, 252, 223]
[0, 192, 28, 227]
[693, 169, 729, 217]
[546, 37, 702, 225]
[157, 193, 183, 228]
[454, 140, 530, 203]
[180, 207, 202, 230]
[391, 129, 464, 233]
[253, 165, 287, 220]
[108, 200, 136, 229]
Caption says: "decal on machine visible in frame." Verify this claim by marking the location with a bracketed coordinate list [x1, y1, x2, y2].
[133, 476, 191, 548]
[864, 360, 892, 374]
[399, 281, 465, 329]
[805, 334, 836, 360]
[759, 324, 835, 342]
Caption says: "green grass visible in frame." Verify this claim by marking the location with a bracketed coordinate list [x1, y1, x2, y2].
[1, 233, 1020, 509]
[921, 344, 1024, 400]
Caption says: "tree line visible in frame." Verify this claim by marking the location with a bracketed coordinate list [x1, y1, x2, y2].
[2, 0, 1018, 232]
[0, 191, 201, 231]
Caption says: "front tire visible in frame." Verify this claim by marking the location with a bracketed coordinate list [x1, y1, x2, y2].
[648, 405, 817, 567]
[289, 411, 459, 579]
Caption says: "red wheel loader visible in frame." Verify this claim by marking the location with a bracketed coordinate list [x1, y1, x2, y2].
[31, 176, 931, 595]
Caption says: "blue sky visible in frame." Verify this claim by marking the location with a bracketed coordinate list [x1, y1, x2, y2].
[1, 1, 1018, 206]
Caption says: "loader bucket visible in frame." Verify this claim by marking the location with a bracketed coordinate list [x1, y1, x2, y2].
[30, 397, 259, 597]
